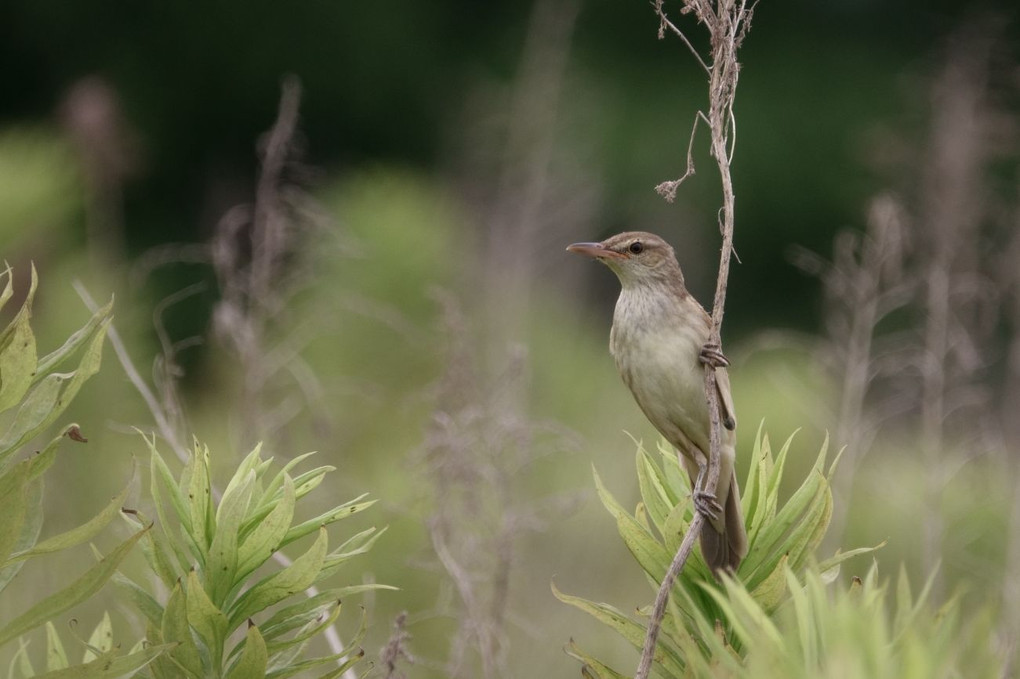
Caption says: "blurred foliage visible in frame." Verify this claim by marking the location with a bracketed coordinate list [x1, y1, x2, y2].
[564, 563, 1002, 679]
[117, 436, 391, 679]
[0, 267, 158, 674]
[7, 614, 168, 679]
[0, 130, 80, 250]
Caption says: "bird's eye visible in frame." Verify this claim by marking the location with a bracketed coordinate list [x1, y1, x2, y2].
[628, 241, 644, 254]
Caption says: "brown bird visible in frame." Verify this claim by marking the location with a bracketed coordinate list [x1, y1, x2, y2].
[567, 231, 748, 573]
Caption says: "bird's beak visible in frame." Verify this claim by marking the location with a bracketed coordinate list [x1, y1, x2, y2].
[566, 242, 625, 260]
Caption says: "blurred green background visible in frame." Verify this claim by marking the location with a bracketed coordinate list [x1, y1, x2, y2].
[1, 0, 1018, 676]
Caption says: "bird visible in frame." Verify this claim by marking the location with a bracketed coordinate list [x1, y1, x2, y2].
[567, 231, 747, 574]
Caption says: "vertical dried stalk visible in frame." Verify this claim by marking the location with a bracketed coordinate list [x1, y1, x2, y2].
[636, 2, 754, 678]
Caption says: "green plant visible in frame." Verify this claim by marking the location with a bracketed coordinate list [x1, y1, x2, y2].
[7, 613, 170, 678]
[563, 561, 1002, 679]
[117, 436, 393, 679]
[554, 426, 881, 676]
[0, 266, 160, 676]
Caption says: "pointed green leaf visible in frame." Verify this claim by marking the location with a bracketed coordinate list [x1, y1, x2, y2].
[279, 497, 375, 550]
[260, 585, 396, 642]
[0, 527, 146, 646]
[45, 622, 69, 671]
[236, 475, 295, 580]
[207, 470, 254, 604]
[317, 527, 386, 582]
[636, 447, 672, 535]
[264, 600, 341, 656]
[184, 569, 227, 658]
[186, 442, 212, 553]
[161, 582, 202, 678]
[0, 317, 109, 454]
[227, 527, 328, 629]
[0, 267, 13, 316]
[0, 459, 30, 565]
[0, 265, 37, 414]
[82, 612, 113, 663]
[32, 643, 173, 678]
[110, 572, 165, 629]
[225, 624, 267, 679]
[552, 580, 686, 677]
[593, 466, 670, 582]
[564, 641, 628, 679]
[34, 297, 113, 380]
[0, 473, 41, 593]
[10, 476, 131, 562]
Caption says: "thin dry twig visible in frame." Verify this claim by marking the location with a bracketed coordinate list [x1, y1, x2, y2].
[637, 1, 754, 677]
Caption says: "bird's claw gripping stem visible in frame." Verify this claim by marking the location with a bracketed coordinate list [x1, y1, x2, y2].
[693, 488, 722, 521]
[700, 343, 735, 430]
[692, 461, 722, 521]
[699, 343, 730, 369]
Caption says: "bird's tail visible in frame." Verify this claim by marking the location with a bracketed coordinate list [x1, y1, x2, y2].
[699, 468, 748, 575]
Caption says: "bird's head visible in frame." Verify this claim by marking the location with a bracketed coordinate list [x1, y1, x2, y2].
[566, 231, 684, 289]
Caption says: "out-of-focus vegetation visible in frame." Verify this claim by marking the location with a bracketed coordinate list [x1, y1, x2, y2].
[1, 1, 1018, 677]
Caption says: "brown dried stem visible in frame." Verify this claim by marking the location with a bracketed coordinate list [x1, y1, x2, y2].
[637, 1, 753, 677]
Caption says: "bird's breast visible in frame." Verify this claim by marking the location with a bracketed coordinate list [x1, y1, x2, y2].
[610, 289, 711, 451]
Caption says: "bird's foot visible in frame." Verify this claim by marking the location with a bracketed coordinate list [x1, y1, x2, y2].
[693, 488, 722, 521]
[699, 343, 730, 369]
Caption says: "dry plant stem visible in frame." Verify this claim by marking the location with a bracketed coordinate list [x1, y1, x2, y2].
[637, 1, 750, 678]
[634, 513, 704, 679]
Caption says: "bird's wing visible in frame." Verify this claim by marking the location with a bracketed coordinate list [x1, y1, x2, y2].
[716, 367, 737, 430]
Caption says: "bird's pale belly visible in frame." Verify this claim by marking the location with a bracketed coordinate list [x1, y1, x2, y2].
[611, 323, 712, 458]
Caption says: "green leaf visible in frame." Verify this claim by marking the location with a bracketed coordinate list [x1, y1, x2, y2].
[0, 472, 41, 593]
[0, 527, 146, 646]
[259, 585, 396, 642]
[0, 317, 109, 455]
[236, 475, 295, 581]
[110, 572, 165, 630]
[227, 527, 328, 629]
[34, 297, 113, 380]
[184, 569, 227, 661]
[218, 444, 264, 515]
[0, 459, 30, 565]
[593, 466, 670, 582]
[122, 508, 180, 590]
[82, 612, 113, 663]
[552, 580, 686, 677]
[9, 476, 131, 562]
[45, 622, 69, 671]
[0, 264, 38, 415]
[31, 643, 172, 678]
[656, 439, 690, 501]
[206, 469, 254, 604]
[146, 441, 196, 572]
[264, 600, 341, 657]
[564, 640, 628, 679]
[636, 446, 673, 536]
[748, 553, 789, 614]
[161, 582, 203, 678]
[185, 442, 213, 554]
[256, 452, 318, 511]
[278, 496, 375, 551]
[0, 266, 13, 316]
[317, 528, 386, 583]
[225, 624, 268, 679]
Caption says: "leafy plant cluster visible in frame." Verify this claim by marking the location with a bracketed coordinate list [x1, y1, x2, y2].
[116, 436, 390, 679]
[556, 429, 1001, 678]
[0, 268, 386, 678]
